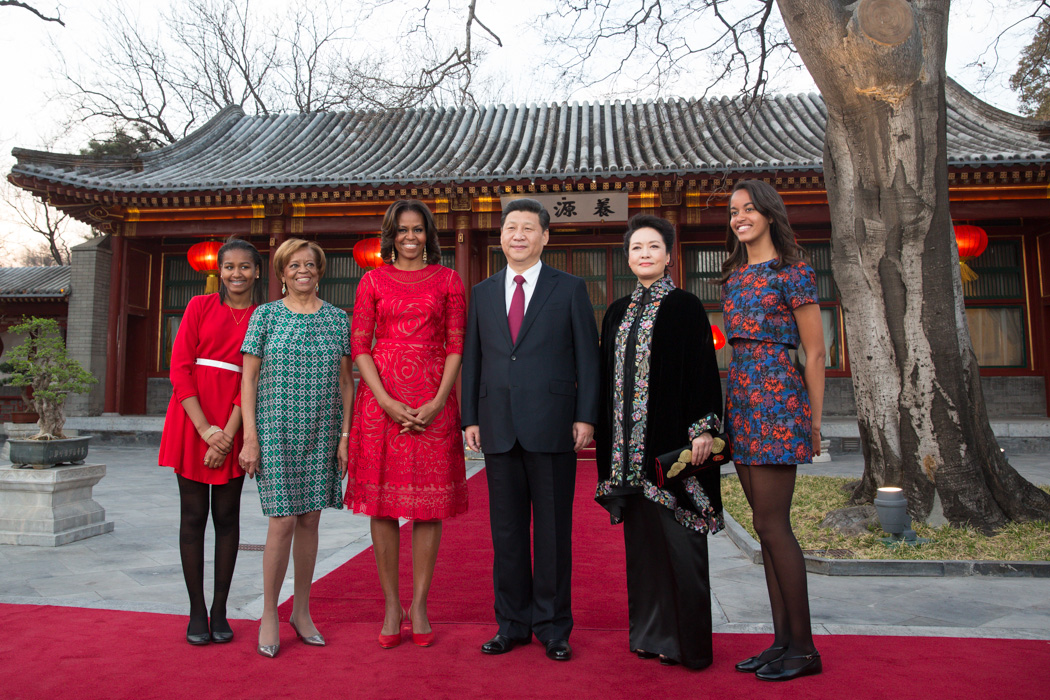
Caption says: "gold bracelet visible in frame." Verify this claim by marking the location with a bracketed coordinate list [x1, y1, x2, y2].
[202, 425, 223, 440]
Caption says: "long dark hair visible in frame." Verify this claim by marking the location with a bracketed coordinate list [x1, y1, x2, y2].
[720, 180, 807, 283]
[217, 237, 266, 306]
[380, 200, 441, 265]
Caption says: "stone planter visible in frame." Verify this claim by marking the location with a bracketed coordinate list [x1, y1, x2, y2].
[7, 436, 92, 469]
[0, 462, 114, 546]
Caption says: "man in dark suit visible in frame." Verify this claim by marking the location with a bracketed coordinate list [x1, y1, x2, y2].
[461, 198, 600, 662]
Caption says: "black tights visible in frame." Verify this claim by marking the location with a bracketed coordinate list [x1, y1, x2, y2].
[177, 474, 244, 635]
[736, 464, 816, 662]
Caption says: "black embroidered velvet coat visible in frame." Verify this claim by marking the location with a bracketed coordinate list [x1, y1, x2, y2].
[595, 286, 724, 531]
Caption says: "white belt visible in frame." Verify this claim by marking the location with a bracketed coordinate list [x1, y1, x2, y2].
[195, 358, 243, 373]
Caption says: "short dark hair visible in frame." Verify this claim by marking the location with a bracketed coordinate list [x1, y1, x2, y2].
[623, 214, 675, 257]
[380, 200, 441, 265]
[217, 237, 266, 306]
[273, 238, 326, 279]
[501, 198, 550, 231]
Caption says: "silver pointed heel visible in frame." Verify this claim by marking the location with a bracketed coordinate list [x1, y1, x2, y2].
[289, 617, 326, 647]
[256, 643, 279, 658]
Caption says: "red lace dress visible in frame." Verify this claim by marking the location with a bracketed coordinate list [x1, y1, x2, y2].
[158, 293, 256, 485]
[344, 265, 469, 520]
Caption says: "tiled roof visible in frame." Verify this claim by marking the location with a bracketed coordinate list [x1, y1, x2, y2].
[0, 267, 71, 300]
[10, 79, 1050, 194]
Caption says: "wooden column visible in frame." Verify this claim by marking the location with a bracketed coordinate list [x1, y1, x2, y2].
[455, 214, 472, 300]
[664, 208, 683, 287]
[268, 215, 287, 302]
[103, 232, 126, 414]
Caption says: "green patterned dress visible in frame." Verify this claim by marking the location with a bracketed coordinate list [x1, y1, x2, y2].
[241, 300, 349, 516]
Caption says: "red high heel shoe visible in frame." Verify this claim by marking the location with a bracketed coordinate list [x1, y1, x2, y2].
[410, 608, 435, 647]
[378, 608, 407, 649]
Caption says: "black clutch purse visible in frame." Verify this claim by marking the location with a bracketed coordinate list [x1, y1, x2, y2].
[654, 434, 731, 487]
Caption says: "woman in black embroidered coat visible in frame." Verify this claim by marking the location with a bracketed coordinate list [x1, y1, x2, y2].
[595, 214, 724, 670]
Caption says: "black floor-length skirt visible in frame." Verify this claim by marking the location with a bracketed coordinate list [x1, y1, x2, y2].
[623, 495, 713, 669]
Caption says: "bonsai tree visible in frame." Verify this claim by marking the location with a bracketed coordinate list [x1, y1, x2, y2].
[3, 317, 97, 439]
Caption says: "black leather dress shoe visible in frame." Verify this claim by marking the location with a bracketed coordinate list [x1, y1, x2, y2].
[755, 652, 822, 681]
[481, 634, 527, 655]
[545, 639, 572, 661]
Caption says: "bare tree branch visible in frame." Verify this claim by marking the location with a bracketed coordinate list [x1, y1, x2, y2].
[52, 0, 502, 147]
[539, 0, 795, 102]
[0, 0, 64, 26]
[1, 181, 79, 266]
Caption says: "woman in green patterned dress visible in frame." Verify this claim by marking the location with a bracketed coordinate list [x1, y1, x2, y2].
[239, 238, 353, 658]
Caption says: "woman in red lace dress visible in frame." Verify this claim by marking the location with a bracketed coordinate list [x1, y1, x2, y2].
[158, 238, 265, 645]
[345, 199, 468, 648]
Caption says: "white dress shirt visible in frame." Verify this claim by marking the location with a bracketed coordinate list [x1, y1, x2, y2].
[504, 261, 543, 314]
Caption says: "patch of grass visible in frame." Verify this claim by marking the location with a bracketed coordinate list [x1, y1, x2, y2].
[721, 475, 1050, 561]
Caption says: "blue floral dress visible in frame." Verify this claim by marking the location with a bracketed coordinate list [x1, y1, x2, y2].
[721, 259, 818, 465]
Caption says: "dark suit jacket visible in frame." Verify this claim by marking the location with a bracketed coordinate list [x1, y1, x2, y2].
[461, 264, 600, 454]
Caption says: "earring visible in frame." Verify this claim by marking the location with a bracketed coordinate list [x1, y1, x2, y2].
[391, 249, 397, 263]
[423, 247, 428, 264]
[281, 282, 287, 295]
[315, 284, 320, 292]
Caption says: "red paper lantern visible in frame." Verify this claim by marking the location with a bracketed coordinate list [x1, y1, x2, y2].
[353, 238, 384, 269]
[187, 240, 222, 273]
[187, 240, 223, 293]
[954, 224, 988, 259]
[712, 325, 727, 351]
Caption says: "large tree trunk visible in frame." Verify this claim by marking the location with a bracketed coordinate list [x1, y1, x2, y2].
[777, 0, 1050, 530]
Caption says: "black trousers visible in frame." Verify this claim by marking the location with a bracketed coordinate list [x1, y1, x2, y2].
[623, 495, 713, 669]
[485, 442, 577, 643]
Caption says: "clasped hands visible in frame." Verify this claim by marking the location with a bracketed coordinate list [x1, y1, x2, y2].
[381, 397, 443, 435]
[201, 425, 233, 470]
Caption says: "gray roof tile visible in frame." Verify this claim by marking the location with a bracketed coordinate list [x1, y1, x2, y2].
[0, 267, 71, 299]
[10, 79, 1050, 194]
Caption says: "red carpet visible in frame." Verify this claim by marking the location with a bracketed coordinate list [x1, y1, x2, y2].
[3, 461, 1049, 700]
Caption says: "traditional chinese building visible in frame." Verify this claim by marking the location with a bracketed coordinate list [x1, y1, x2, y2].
[8, 79, 1050, 427]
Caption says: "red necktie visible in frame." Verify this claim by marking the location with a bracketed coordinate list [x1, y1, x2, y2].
[508, 274, 525, 343]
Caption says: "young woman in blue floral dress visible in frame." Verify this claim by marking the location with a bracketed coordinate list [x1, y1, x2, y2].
[721, 180, 826, 682]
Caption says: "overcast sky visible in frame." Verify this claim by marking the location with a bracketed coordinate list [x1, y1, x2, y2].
[0, 0, 1043, 261]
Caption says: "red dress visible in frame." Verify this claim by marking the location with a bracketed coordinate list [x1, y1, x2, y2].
[344, 265, 469, 520]
[158, 293, 256, 485]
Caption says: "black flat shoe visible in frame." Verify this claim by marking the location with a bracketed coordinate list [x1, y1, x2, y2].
[735, 645, 787, 673]
[481, 634, 528, 655]
[210, 629, 234, 643]
[755, 652, 822, 681]
[210, 617, 234, 644]
[186, 632, 211, 645]
[635, 650, 659, 659]
[545, 639, 572, 661]
[659, 656, 679, 666]
[186, 626, 211, 646]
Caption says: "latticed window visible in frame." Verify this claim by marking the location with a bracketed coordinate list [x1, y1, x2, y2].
[963, 240, 1026, 368]
[318, 253, 366, 312]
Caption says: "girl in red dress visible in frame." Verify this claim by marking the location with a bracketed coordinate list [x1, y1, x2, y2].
[158, 238, 265, 645]
[345, 200, 468, 648]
